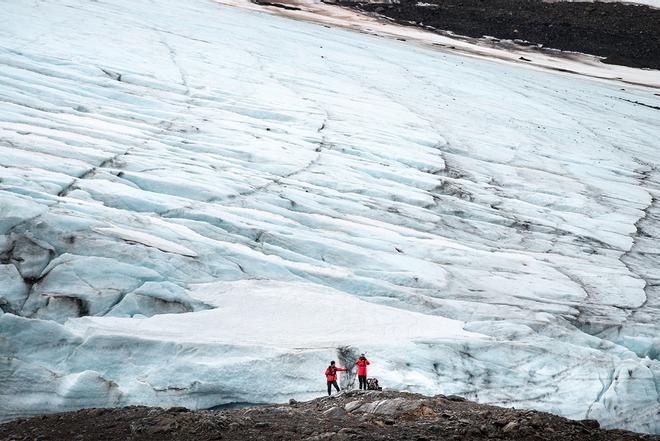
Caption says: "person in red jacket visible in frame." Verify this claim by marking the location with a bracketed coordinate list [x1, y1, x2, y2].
[355, 354, 370, 390]
[325, 360, 347, 396]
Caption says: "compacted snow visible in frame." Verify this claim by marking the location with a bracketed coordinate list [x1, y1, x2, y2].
[0, 0, 659, 433]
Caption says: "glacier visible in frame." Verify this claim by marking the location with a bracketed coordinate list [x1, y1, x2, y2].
[0, 0, 659, 433]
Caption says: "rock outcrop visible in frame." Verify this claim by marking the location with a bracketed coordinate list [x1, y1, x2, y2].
[1, 391, 657, 441]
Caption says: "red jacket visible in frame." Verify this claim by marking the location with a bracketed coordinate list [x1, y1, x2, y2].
[325, 366, 346, 381]
[355, 358, 370, 376]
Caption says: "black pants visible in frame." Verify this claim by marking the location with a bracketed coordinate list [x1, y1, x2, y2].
[358, 375, 367, 390]
[327, 380, 340, 396]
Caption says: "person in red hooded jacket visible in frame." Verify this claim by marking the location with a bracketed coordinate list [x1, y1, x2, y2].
[355, 354, 370, 390]
[325, 360, 347, 396]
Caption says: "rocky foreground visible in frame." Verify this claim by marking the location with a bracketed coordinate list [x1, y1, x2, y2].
[1, 391, 658, 441]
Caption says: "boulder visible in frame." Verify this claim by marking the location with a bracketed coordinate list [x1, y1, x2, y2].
[349, 398, 430, 416]
[322, 406, 345, 419]
[502, 420, 519, 433]
[344, 401, 363, 413]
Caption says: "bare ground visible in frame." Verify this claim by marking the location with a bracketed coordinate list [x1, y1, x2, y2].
[332, 0, 660, 69]
[2, 390, 659, 440]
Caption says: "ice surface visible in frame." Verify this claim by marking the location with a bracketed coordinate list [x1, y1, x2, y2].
[0, 0, 659, 433]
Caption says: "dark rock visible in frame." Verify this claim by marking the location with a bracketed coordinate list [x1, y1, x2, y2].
[579, 419, 601, 430]
[0, 392, 654, 441]
[338, 0, 660, 69]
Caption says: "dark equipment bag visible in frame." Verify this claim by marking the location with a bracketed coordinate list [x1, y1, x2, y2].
[367, 378, 382, 391]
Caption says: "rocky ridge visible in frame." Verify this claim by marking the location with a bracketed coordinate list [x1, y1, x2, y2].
[1, 391, 658, 441]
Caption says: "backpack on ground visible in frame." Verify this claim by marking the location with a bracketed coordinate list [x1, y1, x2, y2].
[367, 378, 382, 390]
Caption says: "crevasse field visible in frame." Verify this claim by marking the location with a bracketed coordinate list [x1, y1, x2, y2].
[0, 0, 659, 434]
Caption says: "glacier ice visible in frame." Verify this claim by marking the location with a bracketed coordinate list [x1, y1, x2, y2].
[0, 0, 659, 434]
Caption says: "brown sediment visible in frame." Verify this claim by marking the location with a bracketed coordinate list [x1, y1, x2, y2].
[2, 390, 659, 440]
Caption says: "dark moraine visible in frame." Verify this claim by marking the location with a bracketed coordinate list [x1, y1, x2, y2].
[331, 0, 660, 70]
[2, 390, 659, 440]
